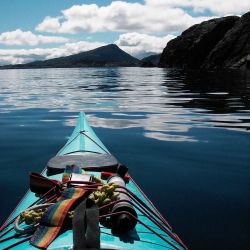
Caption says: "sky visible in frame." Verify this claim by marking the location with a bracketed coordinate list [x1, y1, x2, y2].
[0, 0, 249, 65]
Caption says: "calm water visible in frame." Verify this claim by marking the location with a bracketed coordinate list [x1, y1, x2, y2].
[0, 68, 249, 250]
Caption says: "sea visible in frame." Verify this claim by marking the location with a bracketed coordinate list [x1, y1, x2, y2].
[0, 67, 249, 250]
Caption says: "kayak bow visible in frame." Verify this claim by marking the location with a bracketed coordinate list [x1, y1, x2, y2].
[0, 112, 187, 250]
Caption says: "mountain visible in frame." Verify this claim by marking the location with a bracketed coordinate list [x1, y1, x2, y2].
[136, 51, 158, 60]
[159, 12, 250, 70]
[0, 44, 139, 69]
[140, 54, 161, 67]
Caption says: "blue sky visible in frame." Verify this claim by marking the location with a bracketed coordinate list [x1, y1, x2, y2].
[0, 0, 249, 64]
[0, 0, 121, 46]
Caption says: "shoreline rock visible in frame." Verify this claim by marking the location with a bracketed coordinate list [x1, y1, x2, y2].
[159, 12, 250, 70]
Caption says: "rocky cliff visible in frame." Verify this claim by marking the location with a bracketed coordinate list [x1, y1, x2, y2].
[159, 12, 250, 70]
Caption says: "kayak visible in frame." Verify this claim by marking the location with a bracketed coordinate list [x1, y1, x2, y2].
[0, 112, 187, 250]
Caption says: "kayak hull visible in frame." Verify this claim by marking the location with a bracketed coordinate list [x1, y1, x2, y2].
[0, 112, 186, 250]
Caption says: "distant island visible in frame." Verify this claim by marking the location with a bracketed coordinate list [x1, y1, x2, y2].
[0, 44, 139, 69]
[1, 11, 249, 70]
[140, 54, 161, 67]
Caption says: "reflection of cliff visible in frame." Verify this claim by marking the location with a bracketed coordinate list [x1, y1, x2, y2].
[162, 69, 250, 113]
[162, 69, 250, 130]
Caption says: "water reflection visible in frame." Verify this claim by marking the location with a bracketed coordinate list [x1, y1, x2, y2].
[0, 68, 249, 142]
[162, 69, 250, 113]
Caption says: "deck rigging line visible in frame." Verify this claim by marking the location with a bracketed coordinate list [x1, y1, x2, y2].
[58, 130, 110, 156]
[0, 181, 187, 249]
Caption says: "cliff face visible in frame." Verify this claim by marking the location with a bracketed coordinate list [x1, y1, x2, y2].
[159, 12, 250, 70]
[203, 12, 250, 69]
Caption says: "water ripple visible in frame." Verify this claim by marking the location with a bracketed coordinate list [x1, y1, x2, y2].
[0, 67, 249, 142]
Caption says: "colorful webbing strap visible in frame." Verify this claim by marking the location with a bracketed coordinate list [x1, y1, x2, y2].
[30, 165, 88, 249]
[30, 187, 86, 249]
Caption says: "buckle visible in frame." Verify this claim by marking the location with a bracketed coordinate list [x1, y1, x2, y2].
[68, 173, 93, 187]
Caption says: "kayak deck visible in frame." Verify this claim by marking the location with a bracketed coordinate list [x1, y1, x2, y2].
[0, 112, 187, 250]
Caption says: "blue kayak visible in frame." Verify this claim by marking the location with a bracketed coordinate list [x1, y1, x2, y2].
[0, 112, 187, 250]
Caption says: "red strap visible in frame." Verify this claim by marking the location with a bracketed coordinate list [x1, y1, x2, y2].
[29, 172, 60, 194]
[101, 172, 130, 183]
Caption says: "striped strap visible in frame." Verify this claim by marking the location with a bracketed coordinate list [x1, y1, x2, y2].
[30, 188, 86, 249]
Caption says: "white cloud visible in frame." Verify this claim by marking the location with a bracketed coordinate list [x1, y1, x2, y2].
[36, 1, 212, 34]
[0, 40, 105, 65]
[0, 29, 69, 46]
[145, 0, 250, 15]
[192, 0, 250, 15]
[115, 32, 175, 57]
[36, 17, 62, 33]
